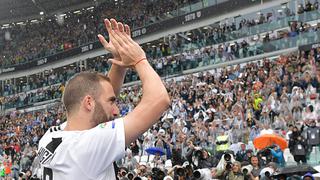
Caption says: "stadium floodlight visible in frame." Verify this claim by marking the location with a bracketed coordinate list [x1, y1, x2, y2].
[86, 6, 94, 10]
[73, 10, 81, 14]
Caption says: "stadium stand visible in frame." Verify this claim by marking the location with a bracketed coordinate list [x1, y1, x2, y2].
[1, 0, 310, 68]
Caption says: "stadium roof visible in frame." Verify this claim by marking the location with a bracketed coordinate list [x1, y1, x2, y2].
[0, 0, 105, 24]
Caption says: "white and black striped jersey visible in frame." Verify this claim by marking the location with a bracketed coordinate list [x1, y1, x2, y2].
[37, 118, 125, 180]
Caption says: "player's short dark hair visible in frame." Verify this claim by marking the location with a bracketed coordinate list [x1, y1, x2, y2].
[62, 71, 110, 114]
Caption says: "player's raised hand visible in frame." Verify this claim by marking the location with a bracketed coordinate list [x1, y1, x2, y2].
[98, 19, 131, 61]
[103, 19, 146, 67]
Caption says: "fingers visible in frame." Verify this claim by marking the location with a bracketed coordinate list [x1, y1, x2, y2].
[105, 18, 131, 41]
[108, 30, 122, 49]
[103, 19, 123, 48]
[103, 18, 122, 46]
[102, 18, 143, 65]
[97, 34, 110, 50]
[107, 19, 126, 47]
[124, 23, 137, 44]
[110, 18, 131, 44]
[124, 24, 131, 37]
[110, 19, 119, 31]
[104, 19, 112, 34]
[117, 22, 124, 32]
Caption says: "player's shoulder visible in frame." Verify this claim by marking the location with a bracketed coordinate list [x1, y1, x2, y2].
[39, 124, 65, 145]
[47, 122, 66, 133]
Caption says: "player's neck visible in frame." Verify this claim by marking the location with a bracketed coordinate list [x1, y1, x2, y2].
[64, 116, 94, 131]
[63, 122, 89, 131]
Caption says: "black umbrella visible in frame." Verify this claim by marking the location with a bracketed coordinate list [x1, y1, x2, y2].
[273, 164, 318, 177]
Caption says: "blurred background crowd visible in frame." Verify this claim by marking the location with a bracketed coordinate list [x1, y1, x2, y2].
[0, 0, 319, 67]
[1, 47, 320, 179]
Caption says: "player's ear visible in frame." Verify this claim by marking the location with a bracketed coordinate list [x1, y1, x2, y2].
[82, 95, 95, 112]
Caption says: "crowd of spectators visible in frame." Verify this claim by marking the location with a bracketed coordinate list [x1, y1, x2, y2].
[0, 0, 201, 67]
[112, 48, 320, 179]
[1, 18, 320, 109]
[297, 0, 319, 14]
[0, 0, 190, 66]
[2, 84, 63, 110]
[1, 47, 320, 179]
[2, 0, 319, 68]
[0, 103, 65, 179]
[0, 69, 74, 110]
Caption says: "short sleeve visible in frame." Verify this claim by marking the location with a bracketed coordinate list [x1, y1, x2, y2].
[71, 118, 126, 175]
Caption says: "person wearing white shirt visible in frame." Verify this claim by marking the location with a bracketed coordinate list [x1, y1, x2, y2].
[37, 19, 170, 180]
[260, 124, 274, 135]
[302, 105, 317, 121]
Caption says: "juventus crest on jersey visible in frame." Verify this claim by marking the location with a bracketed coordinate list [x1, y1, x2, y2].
[37, 118, 126, 180]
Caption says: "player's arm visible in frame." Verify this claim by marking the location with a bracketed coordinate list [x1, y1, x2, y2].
[124, 61, 170, 144]
[105, 19, 170, 146]
[106, 62, 126, 97]
[98, 20, 131, 97]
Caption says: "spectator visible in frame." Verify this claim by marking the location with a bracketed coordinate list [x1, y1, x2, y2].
[289, 131, 307, 164]
[303, 119, 320, 155]
[216, 161, 244, 180]
[235, 143, 247, 162]
[269, 145, 285, 167]
[250, 155, 262, 179]
[303, 172, 315, 180]
[197, 149, 218, 169]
